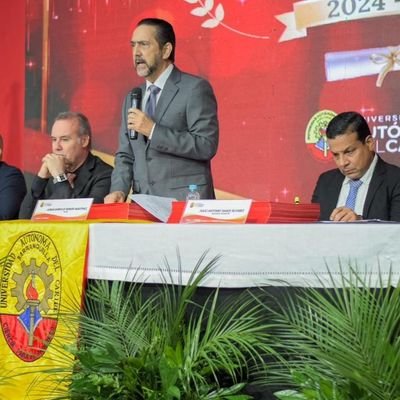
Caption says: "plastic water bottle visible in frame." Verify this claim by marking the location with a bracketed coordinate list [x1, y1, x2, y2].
[186, 184, 200, 201]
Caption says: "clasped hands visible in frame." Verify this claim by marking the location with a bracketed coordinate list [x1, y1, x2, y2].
[38, 153, 67, 179]
[127, 108, 154, 138]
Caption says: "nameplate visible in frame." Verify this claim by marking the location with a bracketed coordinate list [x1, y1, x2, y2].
[180, 199, 252, 223]
[32, 198, 94, 221]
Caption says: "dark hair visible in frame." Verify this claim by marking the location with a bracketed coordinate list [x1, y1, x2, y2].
[137, 18, 175, 62]
[54, 111, 92, 148]
[326, 111, 371, 143]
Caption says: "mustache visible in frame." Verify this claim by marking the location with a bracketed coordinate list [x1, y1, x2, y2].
[135, 58, 147, 65]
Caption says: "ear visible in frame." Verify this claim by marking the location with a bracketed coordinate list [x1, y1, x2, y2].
[365, 135, 375, 151]
[162, 42, 173, 60]
[81, 135, 90, 148]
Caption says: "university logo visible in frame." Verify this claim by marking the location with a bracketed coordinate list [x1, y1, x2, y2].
[0, 231, 62, 362]
[305, 110, 336, 161]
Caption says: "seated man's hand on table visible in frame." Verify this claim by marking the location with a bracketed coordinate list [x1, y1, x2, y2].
[330, 206, 362, 222]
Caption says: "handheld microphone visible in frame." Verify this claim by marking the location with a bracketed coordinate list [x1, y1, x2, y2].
[129, 87, 142, 140]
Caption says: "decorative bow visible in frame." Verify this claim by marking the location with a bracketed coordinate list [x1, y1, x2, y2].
[370, 46, 400, 87]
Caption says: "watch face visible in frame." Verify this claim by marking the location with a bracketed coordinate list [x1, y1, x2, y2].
[53, 174, 68, 183]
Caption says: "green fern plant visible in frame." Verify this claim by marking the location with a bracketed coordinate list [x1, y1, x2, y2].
[262, 267, 400, 400]
[46, 252, 275, 399]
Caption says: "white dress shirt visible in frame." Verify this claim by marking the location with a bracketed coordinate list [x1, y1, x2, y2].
[336, 154, 378, 216]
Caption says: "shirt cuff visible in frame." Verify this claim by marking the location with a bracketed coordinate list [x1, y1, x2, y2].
[148, 123, 156, 140]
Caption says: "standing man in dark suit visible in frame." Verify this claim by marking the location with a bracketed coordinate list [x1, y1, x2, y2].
[0, 134, 27, 220]
[312, 111, 400, 222]
[24, 111, 113, 217]
[105, 17, 219, 202]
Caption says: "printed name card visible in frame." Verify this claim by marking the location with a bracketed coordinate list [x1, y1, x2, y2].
[180, 199, 252, 224]
[32, 198, 94, 221]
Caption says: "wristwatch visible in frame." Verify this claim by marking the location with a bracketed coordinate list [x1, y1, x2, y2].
[53, 173, 68, 184]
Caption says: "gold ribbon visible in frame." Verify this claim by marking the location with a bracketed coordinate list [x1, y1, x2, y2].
[370, 46, 400, 87]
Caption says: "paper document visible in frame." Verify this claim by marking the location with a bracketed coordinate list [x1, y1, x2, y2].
[32, 198, 93, 220]
[320, 219, 396, 223]
[180, 199, 252, 223]
[130, 194, 176, 223]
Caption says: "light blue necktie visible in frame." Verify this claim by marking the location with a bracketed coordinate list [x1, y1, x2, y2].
[145, 85, 161, 119]
[345, 179, 363, 210]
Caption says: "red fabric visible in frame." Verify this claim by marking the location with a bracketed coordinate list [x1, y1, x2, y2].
[0, 2, 25, 168]
[1, 2, 399, 201]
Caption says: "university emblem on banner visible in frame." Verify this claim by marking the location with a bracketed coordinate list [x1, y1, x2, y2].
[305, 110, 336, 161]
[0, 231, 61, 362]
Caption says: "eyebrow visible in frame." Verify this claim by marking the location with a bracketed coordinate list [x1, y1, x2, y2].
[331, 145, 356, 155]
[51, 135, 70, 139]
[130, 40, 150, 46]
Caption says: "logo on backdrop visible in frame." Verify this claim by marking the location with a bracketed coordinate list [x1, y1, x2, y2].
[305, 111, 400, 159]
[0, 232, 61, 362]
[305, 110, 336, 162]
[365, 114, 400, 154]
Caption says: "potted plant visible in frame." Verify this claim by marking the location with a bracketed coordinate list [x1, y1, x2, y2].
[42, 252, 276, 399]
[260, 267, 400, 400]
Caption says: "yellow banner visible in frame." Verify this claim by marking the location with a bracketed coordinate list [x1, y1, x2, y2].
[0, 221, 89, 399]
[276, 0, 400, 42]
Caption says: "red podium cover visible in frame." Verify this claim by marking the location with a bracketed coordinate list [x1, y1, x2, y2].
[87, 203, 160, 222]
[167, 201, 320, 224]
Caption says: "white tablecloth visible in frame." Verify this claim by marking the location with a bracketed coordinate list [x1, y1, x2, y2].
[87, 222, 400, 287]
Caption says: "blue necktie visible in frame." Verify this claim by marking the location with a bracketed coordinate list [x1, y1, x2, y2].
[345, 179, 362, 210]
[145, 85, 161, 119]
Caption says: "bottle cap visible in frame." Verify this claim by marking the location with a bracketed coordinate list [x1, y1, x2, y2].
[189, 184, 197, 191]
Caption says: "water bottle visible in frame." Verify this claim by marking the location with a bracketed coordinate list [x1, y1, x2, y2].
[186, 184, 200, 201]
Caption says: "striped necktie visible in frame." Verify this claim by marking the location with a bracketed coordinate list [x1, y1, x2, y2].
[145, 85, 161, 119]
[345, 179, 362, 210]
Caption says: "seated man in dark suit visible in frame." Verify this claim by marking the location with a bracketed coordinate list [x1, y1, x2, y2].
[25, 111, 113, 217]
[312, 111, 400, 222]
[0, 134, 27, 220]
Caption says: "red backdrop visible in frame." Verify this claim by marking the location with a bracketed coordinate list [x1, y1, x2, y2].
[2, 0, 400, 202]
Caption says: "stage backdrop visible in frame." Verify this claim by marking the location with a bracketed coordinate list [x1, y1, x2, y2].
[3, 0, 400, 202]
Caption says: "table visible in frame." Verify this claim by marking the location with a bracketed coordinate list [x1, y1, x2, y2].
[87, 222, 400, 287]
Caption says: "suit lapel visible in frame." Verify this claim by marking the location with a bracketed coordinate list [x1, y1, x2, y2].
[329, 171, 344, 212]
[72, 154, 94, 197]
[154, 67, 180, 121]
[363, 156, 385, 217]
[143, 67, 179, 150]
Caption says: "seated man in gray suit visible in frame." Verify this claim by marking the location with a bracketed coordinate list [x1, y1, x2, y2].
[105, 17, 219, 202]
[312, 111, 400, 222]
[24, 111, 113, 217]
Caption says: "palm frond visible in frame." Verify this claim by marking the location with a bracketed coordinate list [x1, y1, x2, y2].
[263, 266, 400, 399]
[182, 287, 275, 396]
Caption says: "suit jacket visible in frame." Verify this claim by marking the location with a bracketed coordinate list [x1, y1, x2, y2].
[110, 66, 219, 200]
[0, 161, 27, 220]
[25, 152, 113, 217]
[312, 156, 400, 221]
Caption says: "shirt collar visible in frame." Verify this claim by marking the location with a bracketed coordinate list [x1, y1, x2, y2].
[343, 153, 378, 185]
[146, 64, 174, 92]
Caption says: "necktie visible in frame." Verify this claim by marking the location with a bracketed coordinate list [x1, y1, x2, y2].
[145, 85, 161, 119]
[67, 172, 76, 188]
[345, 179, 362, 210]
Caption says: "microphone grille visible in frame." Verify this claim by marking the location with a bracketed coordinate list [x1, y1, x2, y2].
[131, 87, 142, 100]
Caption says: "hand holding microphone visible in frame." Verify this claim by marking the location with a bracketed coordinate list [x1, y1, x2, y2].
[128, 87, 142, 140]
[127, 88, 157, 139]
